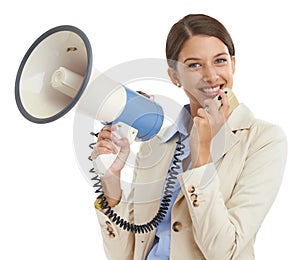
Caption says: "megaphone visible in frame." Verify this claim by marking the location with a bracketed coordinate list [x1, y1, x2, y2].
[15, 25, 164, 173]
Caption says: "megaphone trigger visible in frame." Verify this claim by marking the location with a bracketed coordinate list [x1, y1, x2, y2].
[93, 122, 138, 175]
[113, 122, 138, 143]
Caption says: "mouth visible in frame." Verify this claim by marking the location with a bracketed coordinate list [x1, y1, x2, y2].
[200, 84, 224, 97]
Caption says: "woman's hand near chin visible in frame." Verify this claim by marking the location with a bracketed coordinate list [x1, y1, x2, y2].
[189, 90, 230, 168]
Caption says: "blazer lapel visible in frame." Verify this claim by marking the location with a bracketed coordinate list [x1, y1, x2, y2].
[211, 103, 254, 163]
[210, 123, 239, 164]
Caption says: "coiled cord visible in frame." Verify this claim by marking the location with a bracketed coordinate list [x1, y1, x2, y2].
[89, 131, 187, 234]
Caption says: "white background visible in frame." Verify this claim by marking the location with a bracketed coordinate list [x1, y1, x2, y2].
[1, 0, 299, 259]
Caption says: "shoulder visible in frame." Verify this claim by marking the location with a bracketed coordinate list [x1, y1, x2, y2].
[232, 103, 286, 143]
[245, 117, 288, 161]
[229, 103, 287, 158]
[249, 118, 287, 144]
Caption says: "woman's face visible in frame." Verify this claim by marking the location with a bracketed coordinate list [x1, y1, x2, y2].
[169, 35, 236, 109]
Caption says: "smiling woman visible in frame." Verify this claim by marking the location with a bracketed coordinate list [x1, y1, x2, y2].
[93, 14, 288, 260]
[168, 35, 236, 112]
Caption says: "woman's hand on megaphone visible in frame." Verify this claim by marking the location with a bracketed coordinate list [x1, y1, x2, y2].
[92, 125, 130, 177]
[91, 125, 130, 207]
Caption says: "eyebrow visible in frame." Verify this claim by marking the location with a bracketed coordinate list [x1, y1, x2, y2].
[183, 52, 229, 63]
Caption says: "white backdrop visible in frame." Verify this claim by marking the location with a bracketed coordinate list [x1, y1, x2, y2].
[1, 0, 299, 259]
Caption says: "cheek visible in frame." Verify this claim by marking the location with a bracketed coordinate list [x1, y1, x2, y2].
[218, 67, 234, 84]
[182, 80, 199, 100]
[183, 87, 204, 105]
[176, 64, 201, 85]
[179, 71, 202, 88]
[225, 71, 234, 86]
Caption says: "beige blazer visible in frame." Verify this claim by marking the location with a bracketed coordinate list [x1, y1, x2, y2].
[95, 104, 287, 260]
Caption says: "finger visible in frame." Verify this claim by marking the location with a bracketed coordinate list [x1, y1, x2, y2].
[218, 90, 230, 117]
[196, 107, 208, 119]
[204, 98, 219, 115]
[97, 125, 117, 141]
[95, 139, 118, 154]
[101, 125, 114, 132]
[112, 136, 130, 152]
[98, 130, 113, 141]
[91, 146, 113, 160]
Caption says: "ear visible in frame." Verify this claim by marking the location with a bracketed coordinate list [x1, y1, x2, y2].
[167, 67, 181, 87]
[231, 56, 236, 74]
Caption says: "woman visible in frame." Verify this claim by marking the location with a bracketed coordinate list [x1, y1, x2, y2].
[92, 14, 287, 259]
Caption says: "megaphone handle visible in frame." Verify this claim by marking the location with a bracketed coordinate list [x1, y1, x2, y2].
[93, 122, 138, 175]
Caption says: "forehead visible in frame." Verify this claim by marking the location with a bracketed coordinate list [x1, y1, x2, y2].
[178, 35, 229, 60]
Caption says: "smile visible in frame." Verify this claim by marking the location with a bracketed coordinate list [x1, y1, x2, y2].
[200, 84, 224, 97]
[202, 85, 220, 93]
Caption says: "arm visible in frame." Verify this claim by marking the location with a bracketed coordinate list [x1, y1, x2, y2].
[178, 124, 287, 259]
[92, 125, 135, 259]
[91, 125, 130, 206]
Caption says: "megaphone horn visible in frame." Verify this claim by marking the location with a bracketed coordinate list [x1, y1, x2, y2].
[15, 25, 93, 124]
[14, 25, 164, 144]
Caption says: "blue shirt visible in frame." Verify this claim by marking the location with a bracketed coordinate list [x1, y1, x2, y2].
[147, 105, 192, 259]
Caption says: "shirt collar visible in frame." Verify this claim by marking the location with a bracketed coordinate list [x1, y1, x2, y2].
[161, 104, 192, 143]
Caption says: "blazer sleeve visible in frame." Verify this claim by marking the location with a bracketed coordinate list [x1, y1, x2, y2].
[177, 123, 287, 260]
[95, 190, 135, 260]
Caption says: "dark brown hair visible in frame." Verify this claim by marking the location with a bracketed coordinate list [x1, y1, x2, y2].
[166, 14, 235, 69]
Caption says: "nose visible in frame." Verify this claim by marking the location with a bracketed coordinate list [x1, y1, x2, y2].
[201, 65, 219, 83]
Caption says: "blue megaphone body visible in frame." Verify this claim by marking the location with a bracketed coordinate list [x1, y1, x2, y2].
[110, 87, 164, 142]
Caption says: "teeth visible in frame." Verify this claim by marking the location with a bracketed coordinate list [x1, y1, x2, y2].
[202, 86, 220, 93]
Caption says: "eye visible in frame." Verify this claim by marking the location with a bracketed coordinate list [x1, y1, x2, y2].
[215, 58, 227, 64]
[188, 63, 201, 69]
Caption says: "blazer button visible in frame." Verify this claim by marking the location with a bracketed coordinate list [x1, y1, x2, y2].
[107, 226, 114, 233]
[190, 193, 197, 201]
[188, 185, 195, 193]
[108, 231, 116, 238]
[193, 200, 200, 207]
[172, 221, 183, 232]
